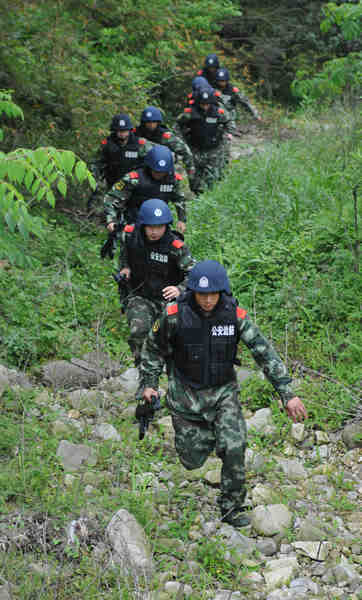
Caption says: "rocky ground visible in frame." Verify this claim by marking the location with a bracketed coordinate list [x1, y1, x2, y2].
[0, 357, 361, 600]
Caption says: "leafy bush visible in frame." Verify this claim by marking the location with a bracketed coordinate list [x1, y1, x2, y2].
[292, 1, 362, 104]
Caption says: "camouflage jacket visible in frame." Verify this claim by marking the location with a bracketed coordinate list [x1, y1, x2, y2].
[103, 168, 187, 226]
[135, 124, 194, 173]
[90, 133, 153, 187]
[175, 105, 234, 150]
[215, 85, 259, 123]
[118, 225, 196, 296]
[139, 297, 295, 407]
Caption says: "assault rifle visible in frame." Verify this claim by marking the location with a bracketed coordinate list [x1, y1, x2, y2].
[135, 394, 161, 440]
[100, 224, 121, 260]
[112, 272, 129, 313]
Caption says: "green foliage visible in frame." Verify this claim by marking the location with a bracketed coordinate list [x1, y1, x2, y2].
[0, 215, 128, 368]
[321, 1, 362, 41]
[0, 91, 96, 266]
[195, 539, 236, 583]
[0, 0, 240, 165]
[292, 1, 362, 103]
[187, 107, 361, 428]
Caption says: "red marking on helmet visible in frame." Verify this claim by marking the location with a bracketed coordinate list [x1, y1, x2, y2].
[162, 132, 172, 139]
[124, 224, 135, 232]
[175, 173, 183, 180]
[189, 99, 195, 105]
[197, 69, 203, 75]
[101, 139, 107, 145]
[138, 138, 146, 145]
[187, 93, 192, 98]
[172, 239, 184, 249]
[167, 303, 178, 315]
[129, 171, 139, 179]
[215, 90, 221, 97]
[184, 108, 192, 113]
[236, 307, 247, 319]
[218, 108, 225, 114]
[232, 86, 239, 93]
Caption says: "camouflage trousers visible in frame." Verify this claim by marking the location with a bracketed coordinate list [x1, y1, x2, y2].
[125, 295, 164, 365]
[167, 373, 247, 514]
[190, 144, 229, 194]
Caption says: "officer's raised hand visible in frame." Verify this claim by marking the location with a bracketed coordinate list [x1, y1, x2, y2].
[143, 387, 158, 403]
[120, 267, 131, 280]
[162, 285, 180, 302]
[286, 396, 307, 422]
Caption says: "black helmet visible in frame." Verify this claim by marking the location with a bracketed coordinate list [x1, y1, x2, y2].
[110, 113, 133, 131]
[141, 106, 163, 123]
[138, 199, 173, 226]
[187, 260, 231, 293]
[204, 53, 220, 69]
[215, 67, 230, 82]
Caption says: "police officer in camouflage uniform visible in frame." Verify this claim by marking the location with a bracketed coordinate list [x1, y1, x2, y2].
[89, 114, 153, 210]
[139, 260, 307, 527]
[196, 53, 221, 87]
[214, 68, 261, 129]
[118, 199, 195, 366]
[104, 145, 187, 239]
[186, 76, 217, 107]
[175, 88, 233, 194]
[135, 107, 195, 186]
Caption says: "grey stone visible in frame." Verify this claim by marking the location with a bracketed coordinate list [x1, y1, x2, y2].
[93, 423, 121, 441]
[0, 364, 33, 392]
[81, 351, 120, 377]
[218, 525, 256, 555]
[324, 557, 361, 584]
[252, 483, 276, 505]
[100, 367, 139, 395]
[264, 557, 299, 590]
[342, 423, 362, 449]
[251, 504, 293, 536]
[256, 538, 278, 556]
[40, 360, 101, 390]
[292, 541, 331, 561]
[275, 458, 308, 481]
[296, 519, 331, 542]
[212, 591, 243, 600]
[0, 585, 11, 600]
[106, 509, 154, 577]
[315, 430, 330, 444]
[291, 423, 305, 442]
[56, 440, 97, 471]
[290, 577, 321, 594]
[68, 388, 110, 411]
[246, 408, 273, 433]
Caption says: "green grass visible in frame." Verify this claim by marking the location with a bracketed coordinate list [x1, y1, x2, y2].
[0, 106, 361, 598]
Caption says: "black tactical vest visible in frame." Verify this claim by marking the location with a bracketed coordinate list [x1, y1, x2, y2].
[126, 226, 183, 299]
[219, 83, 236, 107]
[134, 123, 168, 144]
[188, 105, 223, 150]
[103, 132, 145, 186]
[126, 168, 176, 223]
[173, 292, 239, 388]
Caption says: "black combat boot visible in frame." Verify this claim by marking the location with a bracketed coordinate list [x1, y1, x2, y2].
[221, 507, 250, 527]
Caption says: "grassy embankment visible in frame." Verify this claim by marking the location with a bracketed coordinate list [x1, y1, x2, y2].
[0, 104, 360, 597]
